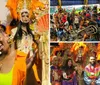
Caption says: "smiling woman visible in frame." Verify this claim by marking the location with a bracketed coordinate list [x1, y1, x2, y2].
[0, 23, 39, 85]
[7, 0, 49, 84]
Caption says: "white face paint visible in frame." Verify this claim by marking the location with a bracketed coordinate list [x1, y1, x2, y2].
[21, 12, 30, 23]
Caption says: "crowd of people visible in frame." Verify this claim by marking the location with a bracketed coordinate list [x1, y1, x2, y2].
[50, 5, 100, 41]
[50, 43, 100, 85]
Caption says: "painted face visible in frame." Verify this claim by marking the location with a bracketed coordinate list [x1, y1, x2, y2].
[89, 57, 96, 65]
[21, 12, 30, 23]
[0, 27, 9, 56]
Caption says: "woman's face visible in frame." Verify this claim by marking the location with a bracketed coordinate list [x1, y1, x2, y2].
[68, 60, 72, 67]
[21, 12, 30, 23]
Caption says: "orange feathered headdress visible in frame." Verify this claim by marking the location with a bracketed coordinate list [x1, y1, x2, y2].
[6, 0, 45, 20]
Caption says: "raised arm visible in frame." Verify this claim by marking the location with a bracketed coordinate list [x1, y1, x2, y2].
[24, 49, 38, 85]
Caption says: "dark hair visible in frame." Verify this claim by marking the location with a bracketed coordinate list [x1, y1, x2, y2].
[10, 19, 19, 26]
[62, 58, 75, 75]
[13, 21, 37, 49]
[0, 24, 6, 31]
[65, 58, 73, 67]
[62, 58, 75, 71]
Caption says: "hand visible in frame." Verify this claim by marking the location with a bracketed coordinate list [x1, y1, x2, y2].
[26, 49, 38, 71]
[90, 80, 96, 85]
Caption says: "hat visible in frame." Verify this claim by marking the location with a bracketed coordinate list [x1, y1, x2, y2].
[20, 0, 29, 14]
[20, 8, 29, 14]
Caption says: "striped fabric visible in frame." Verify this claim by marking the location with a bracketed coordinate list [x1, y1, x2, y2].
[85, 64, 100, 79]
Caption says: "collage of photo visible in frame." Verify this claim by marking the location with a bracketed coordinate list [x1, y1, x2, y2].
[50, 0, 100, 85]
[0, 0, 100, 85]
